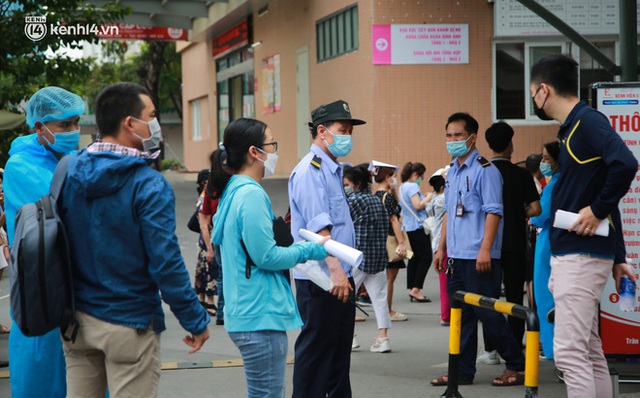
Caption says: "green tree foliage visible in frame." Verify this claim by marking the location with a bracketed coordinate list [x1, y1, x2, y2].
[136, 41, 183, 121]
[82, 41, 182, 122]
[0, 0, 128, 164]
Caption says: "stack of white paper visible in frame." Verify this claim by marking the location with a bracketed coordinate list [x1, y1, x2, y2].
[553, 210, 609, 237]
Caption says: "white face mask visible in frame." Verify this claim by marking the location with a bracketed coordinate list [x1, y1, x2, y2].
[257, 147, 278, 177]
[131, 117, 163, 152]
[389, 177, 398, 189]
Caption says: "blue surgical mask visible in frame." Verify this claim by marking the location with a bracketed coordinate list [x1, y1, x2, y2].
[324, 127, 352, 157]
[415, 178, 423, 185]
[446, 135, 473, 157]
[344, 185, 355, 196]
[540, 162, 555, 177]
[43, 125, 81, 154]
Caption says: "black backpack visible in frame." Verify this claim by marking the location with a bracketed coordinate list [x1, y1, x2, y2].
[9, 155, 79, 342]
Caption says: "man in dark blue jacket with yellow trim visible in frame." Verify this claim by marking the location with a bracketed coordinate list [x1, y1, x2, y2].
[530, 54, 638, 398]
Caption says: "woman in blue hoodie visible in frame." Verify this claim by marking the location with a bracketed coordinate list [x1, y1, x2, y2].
[211, 118, 328, 398]
[530, 141, 560, 360]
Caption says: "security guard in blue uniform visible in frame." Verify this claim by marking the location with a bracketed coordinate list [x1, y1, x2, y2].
[289, 100, 365, 398]
[431, 113, 525, 387]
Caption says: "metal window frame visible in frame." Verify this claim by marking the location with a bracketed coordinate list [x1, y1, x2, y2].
[316, 4, 359, 62]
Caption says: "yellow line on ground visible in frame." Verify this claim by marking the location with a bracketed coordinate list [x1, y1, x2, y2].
[160, 356, 295, 371]
[211, 359, 244, 368]
[161, 362, 179, 370]
[0, 356, 297, 378]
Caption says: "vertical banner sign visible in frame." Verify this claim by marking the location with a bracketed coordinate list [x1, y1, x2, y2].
[372, 24, 469, 65]
[262, 54, 281, 114]
[592, 82, 640, 355]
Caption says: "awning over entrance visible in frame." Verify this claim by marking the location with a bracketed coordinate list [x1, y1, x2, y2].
[0, 111, 26, 131]
[84, 0, 221, 30]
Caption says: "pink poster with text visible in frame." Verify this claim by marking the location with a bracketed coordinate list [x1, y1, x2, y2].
[372, 24, 468, 65]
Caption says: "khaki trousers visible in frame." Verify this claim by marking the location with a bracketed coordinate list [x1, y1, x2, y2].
[550, 254, 612, 398]
[62, 311, 161, 398]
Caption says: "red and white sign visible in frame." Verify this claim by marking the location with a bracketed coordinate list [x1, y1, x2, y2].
[595, 84, 640, 355]
[372, 24, 468, 65]
[212, 19, 249, 58]
[98, 23, 187, 40]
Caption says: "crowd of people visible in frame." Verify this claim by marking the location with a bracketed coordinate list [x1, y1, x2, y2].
[0, 53, 638, 398]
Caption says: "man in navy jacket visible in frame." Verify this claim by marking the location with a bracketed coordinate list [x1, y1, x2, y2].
[530, 54, 638, 398]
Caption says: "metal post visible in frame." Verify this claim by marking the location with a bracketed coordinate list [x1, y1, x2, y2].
[443, 298, 463, 397]
[444, 291, 540, 398]
[610, 366, 620, 398]
[619, 0, 638, 82]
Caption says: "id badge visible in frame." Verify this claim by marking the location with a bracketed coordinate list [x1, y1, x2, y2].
[456, 203, 465, 217]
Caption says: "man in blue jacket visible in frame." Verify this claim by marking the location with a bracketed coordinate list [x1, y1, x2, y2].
[530, 54, 638, 398]
[59, 82, 210, 397]
[5, 86, 85, 397]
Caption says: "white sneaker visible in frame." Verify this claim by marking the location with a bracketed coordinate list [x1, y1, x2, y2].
[476, 350, 500, 365]
[370, 337, 391, 353]
[351, 336, 360, 351]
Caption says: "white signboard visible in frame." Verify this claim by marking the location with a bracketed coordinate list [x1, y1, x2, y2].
[495, 0, 640, 37]
[594, 84, 640, 355]
[372, 24, 469, 65]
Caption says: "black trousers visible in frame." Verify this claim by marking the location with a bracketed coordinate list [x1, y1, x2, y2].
[292, 278, 356, 398]
[484, 250, 526, 351]
[448, 259, 525, 380]
[406, 229, 432, 290]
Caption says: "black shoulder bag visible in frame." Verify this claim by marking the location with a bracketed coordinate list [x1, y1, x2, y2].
[241, 216, 293, 282]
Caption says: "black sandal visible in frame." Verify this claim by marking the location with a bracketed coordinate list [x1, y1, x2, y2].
[204, 303, 217, 316]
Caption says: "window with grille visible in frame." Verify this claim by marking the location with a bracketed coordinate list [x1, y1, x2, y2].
[316, 4, 358, 62]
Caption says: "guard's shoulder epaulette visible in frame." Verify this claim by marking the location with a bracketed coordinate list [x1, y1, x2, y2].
[310, 155, 322, 169]
[477, 156, 491, 167]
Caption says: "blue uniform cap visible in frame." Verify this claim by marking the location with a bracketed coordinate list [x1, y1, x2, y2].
[26, 86, 85, 128]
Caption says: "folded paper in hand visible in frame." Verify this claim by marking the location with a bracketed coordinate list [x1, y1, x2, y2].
[553, 210, 609, 237]
[294, 260, 333, 290]
[298, 229, 363, 267]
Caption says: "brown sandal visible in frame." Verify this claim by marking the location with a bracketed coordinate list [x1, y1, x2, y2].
[430, 374, 473, 386]
[491, 369, 524, 386]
